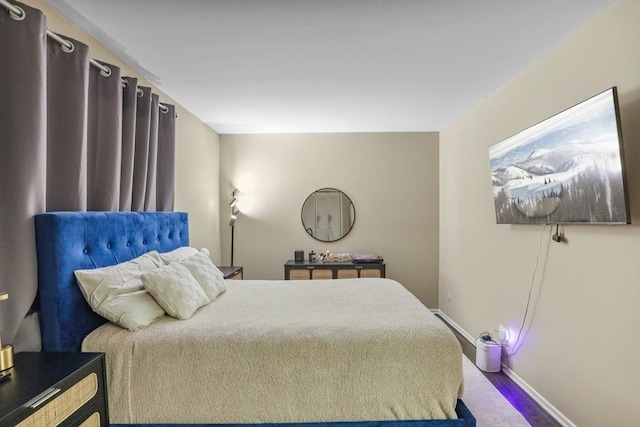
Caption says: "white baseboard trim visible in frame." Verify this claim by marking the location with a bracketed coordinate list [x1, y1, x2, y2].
[431, 309, 477, 344]
[432, 309, 576, 427]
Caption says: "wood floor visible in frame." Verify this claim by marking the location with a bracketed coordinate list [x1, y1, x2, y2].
[437, 315, 562, 427]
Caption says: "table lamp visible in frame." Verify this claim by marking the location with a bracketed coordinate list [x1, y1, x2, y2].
[0, 293, 14, 371]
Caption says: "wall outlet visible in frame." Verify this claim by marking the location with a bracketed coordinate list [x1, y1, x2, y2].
[496, 325, 509, 345]
[447, 293, 452, 302]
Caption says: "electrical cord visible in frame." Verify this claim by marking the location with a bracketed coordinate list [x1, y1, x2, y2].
[504, 224, 550, 358]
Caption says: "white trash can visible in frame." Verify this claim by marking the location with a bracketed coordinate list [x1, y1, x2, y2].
[475, 338, 502, 372]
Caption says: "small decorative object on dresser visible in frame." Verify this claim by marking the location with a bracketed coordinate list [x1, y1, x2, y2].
[352, 251, 384, 264]
[0, 352, 109, 426]
[218, 266, 243, 280]
[294, 250, 304, 262]
[284, 259, 385, 280]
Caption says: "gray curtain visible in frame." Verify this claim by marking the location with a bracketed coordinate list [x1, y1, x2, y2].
[144, 93, 160, 211]
[46, 35, 89, 212]
[120, 76, 139, 211]
[132, 86, 152, 212]
[88, 61, 123, 211]
[157, 104, 176, 211]
[0, 1, 176, 351]
[0, 2, 46, 352]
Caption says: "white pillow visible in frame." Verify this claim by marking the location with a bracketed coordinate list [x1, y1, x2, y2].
[159, 246, 199, 264]
[175, 252, 226, 302]
[141, 263, 209, 320]
[74, 251, 166, 331]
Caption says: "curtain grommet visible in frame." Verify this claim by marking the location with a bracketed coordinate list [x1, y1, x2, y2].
[8, 5, 25, 21]
[90, 59, 112, 78]
[99, 65, 111, 78]
[60, 39, 75, 53]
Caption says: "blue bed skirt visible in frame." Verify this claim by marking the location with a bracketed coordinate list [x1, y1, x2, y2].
[111, 399, 475, 427]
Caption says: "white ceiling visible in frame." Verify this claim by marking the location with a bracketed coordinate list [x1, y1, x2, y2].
[45, 0, 618, 134]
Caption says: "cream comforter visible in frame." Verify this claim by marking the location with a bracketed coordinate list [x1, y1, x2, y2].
[82, 278, 463, 424]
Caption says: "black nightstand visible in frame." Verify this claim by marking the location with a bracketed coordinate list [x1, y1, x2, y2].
[218, 265, 243, 280]
[0, 352, 109, 426]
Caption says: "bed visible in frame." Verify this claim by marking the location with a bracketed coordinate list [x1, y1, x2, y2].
[34, 211, 475, 427]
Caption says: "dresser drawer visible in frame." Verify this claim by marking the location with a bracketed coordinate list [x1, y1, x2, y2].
[79, 411, 102, 427]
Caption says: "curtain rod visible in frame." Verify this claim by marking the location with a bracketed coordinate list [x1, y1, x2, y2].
[1, 0, 170, 114]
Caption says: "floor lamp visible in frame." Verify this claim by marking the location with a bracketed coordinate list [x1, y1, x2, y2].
[229, 189, 239, 266]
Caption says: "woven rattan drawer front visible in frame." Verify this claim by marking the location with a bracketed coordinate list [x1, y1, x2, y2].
[358, 268, 382, 278]
[79, 412, 101, 427]
[17, 373, 98, 427]
[289, 269, 310, 280]
[311, 269, 333, 280]
[284, 260, 385, 280]
[337, 269, 358, 279]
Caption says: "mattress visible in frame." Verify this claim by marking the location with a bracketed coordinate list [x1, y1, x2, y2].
[82, 278, 463, 424]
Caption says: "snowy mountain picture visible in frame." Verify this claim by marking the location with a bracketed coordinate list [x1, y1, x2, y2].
[489, 88, 629, 224]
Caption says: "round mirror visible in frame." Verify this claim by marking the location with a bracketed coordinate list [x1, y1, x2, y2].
[301, 188, 356, 242]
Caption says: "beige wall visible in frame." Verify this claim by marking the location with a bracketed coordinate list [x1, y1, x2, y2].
[439, 0, 640, 425]
[27, 0, 222, 261]
[219, 133, 440, 307]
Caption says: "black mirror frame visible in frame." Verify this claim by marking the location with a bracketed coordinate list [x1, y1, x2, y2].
[301, 187, 356, 243]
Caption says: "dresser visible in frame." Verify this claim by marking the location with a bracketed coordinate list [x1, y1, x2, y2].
[0, 352, 108, 426]
[284, 260, 385, 280]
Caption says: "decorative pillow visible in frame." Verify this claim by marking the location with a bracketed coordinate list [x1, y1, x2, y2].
[175, 251, 226, 302]
[74, 251, 166, 331]
[141, 263, 209, 320]
[159, 246, 200, 264]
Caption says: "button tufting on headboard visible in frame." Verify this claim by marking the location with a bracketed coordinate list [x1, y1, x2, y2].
[34, 211, 189, 352]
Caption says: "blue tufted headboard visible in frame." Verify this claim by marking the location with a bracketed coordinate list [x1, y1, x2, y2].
[34, 211, 189, 352]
